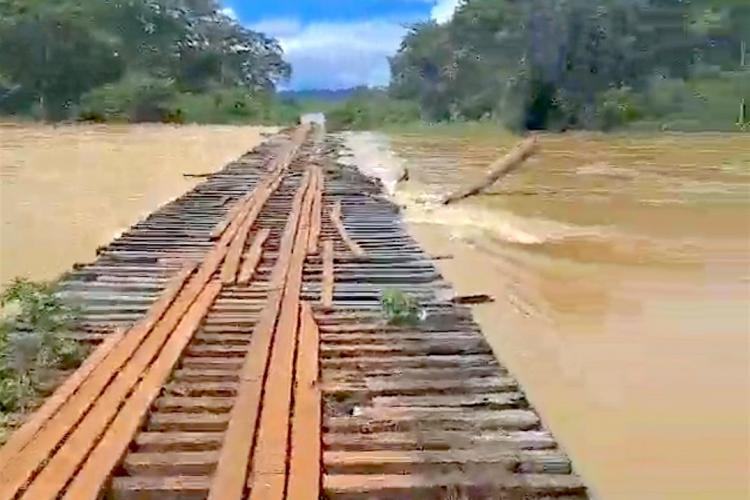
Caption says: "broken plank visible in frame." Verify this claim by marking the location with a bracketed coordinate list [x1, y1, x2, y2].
[237, 228, 270, 285]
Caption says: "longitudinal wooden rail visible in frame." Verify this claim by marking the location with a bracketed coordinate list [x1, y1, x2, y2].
[0, 126, 587, 499]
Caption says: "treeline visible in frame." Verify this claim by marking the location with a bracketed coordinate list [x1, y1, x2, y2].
[387, 0, 749, 131]
[0, 0, 297, 124]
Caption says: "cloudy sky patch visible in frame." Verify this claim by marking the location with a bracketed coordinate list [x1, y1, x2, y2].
[224, 0, 461, 90]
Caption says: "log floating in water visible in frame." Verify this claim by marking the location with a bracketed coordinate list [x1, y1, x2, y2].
[441, 136, 539, 205]
[451, 294, 494, 305]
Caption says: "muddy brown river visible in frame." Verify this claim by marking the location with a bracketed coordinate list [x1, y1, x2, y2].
[345, 130, 750, 499]
[0, 124, 747, 498]
[0, 123, 271, 286]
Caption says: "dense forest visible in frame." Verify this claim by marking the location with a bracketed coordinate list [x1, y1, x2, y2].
[0, 0, 297, 123]
[1, 0, 747, 130]
[386, 0, 749, 131]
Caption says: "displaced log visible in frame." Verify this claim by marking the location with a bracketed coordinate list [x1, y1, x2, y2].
[441, 136, 538, 205]
[398, 167, 409, 183]
[451, 294, 494, 305]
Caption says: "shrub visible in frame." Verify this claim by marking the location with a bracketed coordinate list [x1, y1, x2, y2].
[79, 74, 180, 123]
[173, 89, 300, 125]
[595, 87, 644, 130]
[326, 90, 420, 131]
[381, 289, 422, 326]
[0, 279, 86, 413]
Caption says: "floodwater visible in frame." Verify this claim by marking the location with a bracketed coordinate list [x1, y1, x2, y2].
[345, 131, 750, 499]
[0, 123, 271, 286]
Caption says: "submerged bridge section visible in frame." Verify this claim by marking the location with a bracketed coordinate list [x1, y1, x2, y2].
[0, 127, 587, 499]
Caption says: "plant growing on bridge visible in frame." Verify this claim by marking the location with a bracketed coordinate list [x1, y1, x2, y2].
[0, 279, 86, 414]
[381, 289, 423, 326]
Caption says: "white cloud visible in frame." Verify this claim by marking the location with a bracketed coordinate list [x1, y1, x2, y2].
[246, 0, 462, 90]
[220, 7, 237, 20]
[250, 18, 408, 90]
[248, 18, 302, 38]
[431, 0, 461, 23]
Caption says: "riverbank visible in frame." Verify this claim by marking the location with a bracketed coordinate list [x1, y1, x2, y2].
[343, 130, 750, 499]
[0, 123, 274, 286]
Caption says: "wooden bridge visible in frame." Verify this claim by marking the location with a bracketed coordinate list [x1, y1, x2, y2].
[0, 126, 587, 499]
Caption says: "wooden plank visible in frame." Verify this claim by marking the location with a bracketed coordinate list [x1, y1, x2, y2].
[237, 228, 270, 285]
[208, 171, 313, 500]
[320, 354, 497, 370]
[287, 302, 321, 499]
[210, 193, 251, 240]
[122, 451, 218, 476]
[220, 170, 283, 284]
[24, 282, 221, 500]
[248, 167, 318, 500]
[370, 392, 523, 409]
[0, 327, 126, 469]
[0, 262, 196, 498]
[135, 432, 225, 452]
[111, 476, 210, 500]
[322, 377, 518, 396]
[307, 167, 323, 254]
[330, 201, 365, 257]
[321, 239, 334, 308]
[148, 413, 229, 432]
[220, 200, 256, 283]
[325, 409, 540, 433]
[323, 430, 557, 451]
[323, 449, 570, 474]
[324, 473, 586, 497]
[209, 125, 308, 240]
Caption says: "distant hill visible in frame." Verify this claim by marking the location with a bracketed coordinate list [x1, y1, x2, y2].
[278, 88, 358, 102]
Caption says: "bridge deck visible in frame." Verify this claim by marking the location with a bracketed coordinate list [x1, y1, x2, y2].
[0, 127, 587, 499]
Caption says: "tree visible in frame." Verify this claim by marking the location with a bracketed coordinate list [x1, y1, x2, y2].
[0, 1, 124, 119]
[0, 0, 291, 121]
[387, 0, 741, 130]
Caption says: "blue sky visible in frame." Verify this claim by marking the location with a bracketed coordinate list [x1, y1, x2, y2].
[220, 0, 461, 90]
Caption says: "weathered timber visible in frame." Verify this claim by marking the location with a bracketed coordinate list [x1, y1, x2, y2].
[441, 136, 538, 205]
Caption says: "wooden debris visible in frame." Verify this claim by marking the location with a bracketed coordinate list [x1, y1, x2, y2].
[330, 201, 365, 258]
[451, 294, 494, 305]
[442, 136, 539, 205]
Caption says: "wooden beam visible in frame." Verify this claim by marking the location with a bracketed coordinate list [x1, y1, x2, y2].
[29, 282, 222, 500]
[208, 170, 313, 500]
[237, 228, 271, 285]
[307, 168, 324, 254]
[247, 167, 318, 499]
[0, 328, 126, 469]
[321, 239, 334, 308]
[287, 302, 321, 499]
[441, 137, 538, 205]
[0, 262, 196, 499]
[330, 201, 365, 258]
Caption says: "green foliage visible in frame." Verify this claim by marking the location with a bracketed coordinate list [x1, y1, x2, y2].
[380, 289, 422, 326]
[173, 90, 301, 125]
[629, 72, 750, 131]
[325, 89, 420, 131]
[78, 77, 301, 125]
[0, 0, 290, 122]
[595, 87, 644, 131]
[0, 279, 86, 414]
[0, 1, 124, 120]
[79, 75, 181, 123]
[388, 0, 749, 131]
